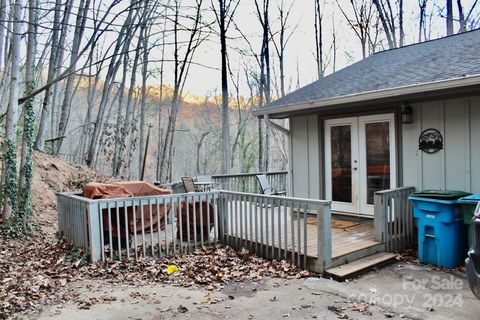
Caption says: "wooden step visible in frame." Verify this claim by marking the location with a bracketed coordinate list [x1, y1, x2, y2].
[326, 252, 397, 280]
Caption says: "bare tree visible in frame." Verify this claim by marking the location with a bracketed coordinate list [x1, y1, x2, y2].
[314, 0, 324, 79]
[212, 0, 239, 174]
[447, 0, 454, 35]
[270, 0, 298, 93]
[373, 0, 404, 48]
[33, 0, 63, 152]
[336, 0, 377, 58]
[254, 0, 272, 172]
[17, 0, 38, 227]
[2, 0, 23, 221]
[86, 3, 138, 168]
[55, 0, 91, 154]
[138, 0, 154, 179]
[418, 0, 428, 42]
[0, 0, 7, 80]
[158, 0, 207, 181]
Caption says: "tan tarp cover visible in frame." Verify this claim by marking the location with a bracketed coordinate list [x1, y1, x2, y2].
[82, 182, 172, 239]
[82, 182, 133, 199]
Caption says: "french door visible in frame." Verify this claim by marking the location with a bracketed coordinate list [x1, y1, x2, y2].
[325, 114, 396, 215]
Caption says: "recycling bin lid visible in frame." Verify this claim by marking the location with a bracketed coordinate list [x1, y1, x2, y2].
[458, 194, 480, 204]
[411, 190, 471, 200]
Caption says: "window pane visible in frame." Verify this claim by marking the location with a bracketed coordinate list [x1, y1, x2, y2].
[366, 122, 390, 204]
[331, 125, 352, 203]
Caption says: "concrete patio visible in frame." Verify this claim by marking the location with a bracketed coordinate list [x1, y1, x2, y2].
[33, 261, 478, 320]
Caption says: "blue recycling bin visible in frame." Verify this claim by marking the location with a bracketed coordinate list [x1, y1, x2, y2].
[409, 195, 467, 268]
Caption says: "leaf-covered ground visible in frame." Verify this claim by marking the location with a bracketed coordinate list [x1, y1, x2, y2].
[0, 235, 310, 319]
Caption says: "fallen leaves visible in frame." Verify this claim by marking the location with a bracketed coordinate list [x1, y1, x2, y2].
[0, 235, 310, 319]
[0, 235, 84, 318]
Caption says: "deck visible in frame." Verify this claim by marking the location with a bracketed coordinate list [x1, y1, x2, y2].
[222, 201, 382, 266]
[120, 203, 380, 264]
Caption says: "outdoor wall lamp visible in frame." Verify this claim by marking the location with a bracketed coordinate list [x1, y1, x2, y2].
[401, 104, 413, 124]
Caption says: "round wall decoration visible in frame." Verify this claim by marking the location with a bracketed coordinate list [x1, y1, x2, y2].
[418, 128, 443, 154]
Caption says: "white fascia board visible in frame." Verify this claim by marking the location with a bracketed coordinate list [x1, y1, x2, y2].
[253, 74, 480, 117]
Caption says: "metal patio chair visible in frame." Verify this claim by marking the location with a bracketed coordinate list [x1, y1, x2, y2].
[256, 174, 287, 196]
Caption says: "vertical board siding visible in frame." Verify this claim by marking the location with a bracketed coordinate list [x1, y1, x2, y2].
[290, 115, 321, 199]
[444, 99, 468, 190]
[470, 97, 480, 192]
[402, 96, 480, 193]
[420, 101, 445, 189]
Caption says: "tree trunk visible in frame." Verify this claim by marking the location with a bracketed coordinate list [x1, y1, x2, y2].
[219, 0, 231, 174]
[156, 24, 167, 181]
[0, 0, 7, 79]
[447, 0, 454, 35]
[399, 0, 404, 46]
[55, 0, 91, 154]
[50, 0, 74, 147]
[86, 9, 135, 168]
[2, 0, 23, 222]
[33, 0, 62, 152]
[314, 0, 323, 79]
[457, 0, 466, 32]
[138, 3, 150, 179]
[17, 0, 38, 228]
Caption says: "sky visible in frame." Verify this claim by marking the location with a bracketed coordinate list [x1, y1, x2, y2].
[171, 0, 479, 99]
[58, 0, 479, 101]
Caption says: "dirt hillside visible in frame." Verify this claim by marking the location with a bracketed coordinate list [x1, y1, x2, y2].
[31, 152, 110, 235]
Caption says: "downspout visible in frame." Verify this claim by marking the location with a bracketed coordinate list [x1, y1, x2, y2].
[264, 114, 291, 195]
[264, 114, 289, 135]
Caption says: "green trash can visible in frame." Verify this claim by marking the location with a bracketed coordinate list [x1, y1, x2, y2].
[458, 194, 480, 248]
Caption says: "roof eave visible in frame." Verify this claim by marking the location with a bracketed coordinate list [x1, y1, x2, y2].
[252, 74, 480, 118]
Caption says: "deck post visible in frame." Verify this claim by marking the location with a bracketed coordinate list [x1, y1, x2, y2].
[218, 192, 227, 243]
[88, 202, 102, 262]
[315, 203, 332, 273]
[374, 192, 386, 244]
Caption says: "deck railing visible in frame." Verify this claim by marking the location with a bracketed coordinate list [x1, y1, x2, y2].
[57, 190, 331, 273]
[57, 191, 221, 262]
[374, 186, 416, 252]
[220, 191, 332, 272]
[212, 171, 288, 194]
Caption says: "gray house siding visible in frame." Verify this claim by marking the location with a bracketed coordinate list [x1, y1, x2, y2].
[402, 96, 480, 193]
[289, 115, 322, 199]
[289, 95, 480, 200]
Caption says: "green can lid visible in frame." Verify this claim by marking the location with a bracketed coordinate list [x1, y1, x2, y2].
[411, 190, 471, 200]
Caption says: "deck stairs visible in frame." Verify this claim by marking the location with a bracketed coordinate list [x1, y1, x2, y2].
[326, 251, 397, 280]
[326, 214, 397, 280]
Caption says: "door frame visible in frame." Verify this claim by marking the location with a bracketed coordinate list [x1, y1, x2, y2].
[324, 113, 396, 215]
[324, 117, 359, 213]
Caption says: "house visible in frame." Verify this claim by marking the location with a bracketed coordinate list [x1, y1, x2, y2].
[254, 29, 480, 217]
[58, 31, 480, 277]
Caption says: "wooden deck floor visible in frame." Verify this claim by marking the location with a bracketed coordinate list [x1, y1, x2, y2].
[330, 220, 378, 258]
[222, 202, 381, 260]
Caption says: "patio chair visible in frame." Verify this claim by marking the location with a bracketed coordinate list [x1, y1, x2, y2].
[256, 174, 287, 196]
[181, 177, 196, 193]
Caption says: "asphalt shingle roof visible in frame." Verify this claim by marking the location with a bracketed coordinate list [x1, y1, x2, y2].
[264, 29, 480, 110]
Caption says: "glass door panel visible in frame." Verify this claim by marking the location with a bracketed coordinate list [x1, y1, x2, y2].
[325, 117, 358, 213]
[358, 114, 396, 215]
[365, 122, 390, 204]
[330, 125, 352, 203]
